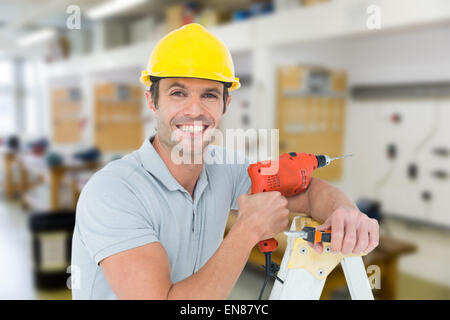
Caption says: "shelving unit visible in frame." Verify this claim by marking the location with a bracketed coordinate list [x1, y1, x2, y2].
[51, 87, 82, 143]
[276, 65, 347, 181]
[43, 0, 450, 79]
[93, 83, 143, 152]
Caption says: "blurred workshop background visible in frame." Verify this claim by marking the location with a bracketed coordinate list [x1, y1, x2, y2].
[0, 0, 450, 300]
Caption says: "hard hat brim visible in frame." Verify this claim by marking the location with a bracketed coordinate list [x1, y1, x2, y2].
[140, 70, 240, 91]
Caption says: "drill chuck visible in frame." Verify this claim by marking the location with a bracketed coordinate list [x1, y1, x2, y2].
[315, 154, 353, 168]
[315, 155, 331, 168]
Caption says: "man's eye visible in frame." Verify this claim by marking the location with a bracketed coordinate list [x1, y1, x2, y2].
[203, 93, 218, 99]
[171, 91, 185, 97]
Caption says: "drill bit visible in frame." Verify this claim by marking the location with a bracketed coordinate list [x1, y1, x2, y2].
[329, 154, 353, 162]
[316, 153, 353, 168]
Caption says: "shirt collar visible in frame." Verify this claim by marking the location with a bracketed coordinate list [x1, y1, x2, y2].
[136, 136, 209, 197]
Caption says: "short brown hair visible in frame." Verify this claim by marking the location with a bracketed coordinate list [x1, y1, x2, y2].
[148, 79, 229, 113]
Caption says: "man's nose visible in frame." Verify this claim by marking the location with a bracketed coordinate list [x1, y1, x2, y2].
[183, 95, 203, 117]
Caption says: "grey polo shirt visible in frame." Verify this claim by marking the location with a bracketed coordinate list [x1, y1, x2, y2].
[71, 136, 251, 299]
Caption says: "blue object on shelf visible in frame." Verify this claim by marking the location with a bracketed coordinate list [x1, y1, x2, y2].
[73, 147, 101, 163]
[46, 152, 64, 167]
[233, 9, 251, 21]
[356, 198, 383, 224]
[250, 2, 274, 16]
[6, 135, 20, 151]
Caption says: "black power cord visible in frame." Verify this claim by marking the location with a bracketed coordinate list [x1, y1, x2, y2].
[258, 252, 284, 300]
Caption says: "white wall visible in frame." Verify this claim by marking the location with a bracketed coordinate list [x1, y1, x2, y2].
[260, 21, 450, 228]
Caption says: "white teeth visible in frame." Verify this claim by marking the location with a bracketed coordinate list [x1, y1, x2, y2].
[178, 125, 204, 133]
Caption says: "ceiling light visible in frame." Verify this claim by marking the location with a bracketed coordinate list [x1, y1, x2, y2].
[17, 28, 57, 47]
[86, 0, 147, 20]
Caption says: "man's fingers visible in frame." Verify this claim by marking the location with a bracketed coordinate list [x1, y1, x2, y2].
[341, 222, 357, 255]
[316, 219, 331, 231]
[353, 219, 369, 254]
[307, 242, 323, 254]
[313, 242, 323, 254]
[365, 219, 380, 253]
[330, 217, 344, 253]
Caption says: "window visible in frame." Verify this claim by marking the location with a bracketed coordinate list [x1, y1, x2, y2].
[0, 59, 13, 85]
[0, 58, 15, 134]
[25, 95, 38, 135]
[0, 93, 15, 134]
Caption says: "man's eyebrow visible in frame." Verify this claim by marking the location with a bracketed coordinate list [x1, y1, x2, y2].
[203, 87, 222, 95]
[166, 82, 187, 91]
[165, 82, 222, 95]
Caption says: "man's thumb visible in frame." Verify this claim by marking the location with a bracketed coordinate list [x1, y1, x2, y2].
[316, 219, 331, 231]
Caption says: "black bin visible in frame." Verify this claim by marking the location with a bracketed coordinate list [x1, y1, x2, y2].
[28, 210, 75, 289]
[356, 198, 383, 224]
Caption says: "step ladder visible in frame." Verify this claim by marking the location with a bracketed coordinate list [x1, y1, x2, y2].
[269, 215, 374, 300]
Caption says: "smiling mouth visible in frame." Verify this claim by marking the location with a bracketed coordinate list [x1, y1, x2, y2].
[175, 124, 210, 134]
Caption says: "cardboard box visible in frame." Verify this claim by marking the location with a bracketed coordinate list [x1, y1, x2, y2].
[303, 0, 330, 6]
[166, 4, 183, 33]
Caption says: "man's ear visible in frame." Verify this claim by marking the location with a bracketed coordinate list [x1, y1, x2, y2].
[223, 95, 232, 115]
[145, 90, 158, 114]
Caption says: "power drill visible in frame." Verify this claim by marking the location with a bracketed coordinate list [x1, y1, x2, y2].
[247, 152, 351, 299]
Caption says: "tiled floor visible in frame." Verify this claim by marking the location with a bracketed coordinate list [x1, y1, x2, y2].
[0, 196, 449, 300]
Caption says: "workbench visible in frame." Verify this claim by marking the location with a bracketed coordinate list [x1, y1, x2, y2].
[1, 149, 21, 199]
[225, 212, 417, 300]
[16, 153, 99, 211]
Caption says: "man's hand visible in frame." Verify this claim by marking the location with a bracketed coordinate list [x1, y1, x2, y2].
[235, 190, 290, 243]
[310, 206, 379, 255]
[286, 178, 380, 256]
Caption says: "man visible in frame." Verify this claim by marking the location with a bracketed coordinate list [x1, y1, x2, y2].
[71, 23, 379, 300]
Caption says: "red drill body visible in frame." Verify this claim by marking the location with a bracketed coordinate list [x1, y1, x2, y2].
[248, 152, 319, 196]
[248, 152, 323, 253]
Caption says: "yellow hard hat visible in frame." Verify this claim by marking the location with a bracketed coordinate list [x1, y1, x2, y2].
[140, 23, 240, 91]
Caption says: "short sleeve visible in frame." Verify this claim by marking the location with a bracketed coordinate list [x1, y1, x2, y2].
[230, 155, 252, 211]
[75, 171, 159, 265]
